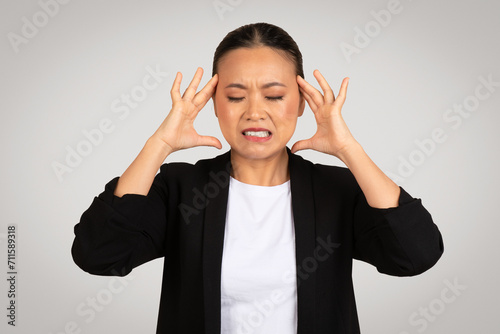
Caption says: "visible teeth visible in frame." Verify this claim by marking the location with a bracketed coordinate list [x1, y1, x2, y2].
[243, 131, 270, 137]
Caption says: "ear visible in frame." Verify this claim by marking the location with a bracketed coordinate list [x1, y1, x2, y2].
[298, 92, 305, 117]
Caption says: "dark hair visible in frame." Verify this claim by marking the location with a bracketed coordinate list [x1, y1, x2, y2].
[212, 22, 304, 78]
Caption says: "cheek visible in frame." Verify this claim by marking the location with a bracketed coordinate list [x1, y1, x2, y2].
[280, 98, 301, 122]
[214, 95, 230, 120]
[273, 100, 300, 134]
[215, 100, 239, 136]
[217, 104, 236, 124]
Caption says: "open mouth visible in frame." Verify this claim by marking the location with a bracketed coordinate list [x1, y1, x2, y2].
[242, 130, 272, 137]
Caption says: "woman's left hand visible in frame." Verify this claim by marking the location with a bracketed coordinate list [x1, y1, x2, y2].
[291, 70, 358, 161]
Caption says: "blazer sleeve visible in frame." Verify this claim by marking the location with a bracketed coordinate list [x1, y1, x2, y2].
[352, 186, 444, 276]
[71, 172, 168, 276]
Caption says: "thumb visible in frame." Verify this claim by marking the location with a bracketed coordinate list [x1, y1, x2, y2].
[197, 135, 223, 149]
[291, 139, 314, 154]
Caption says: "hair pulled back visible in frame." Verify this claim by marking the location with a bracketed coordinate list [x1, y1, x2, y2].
[212, 22, 304, 78]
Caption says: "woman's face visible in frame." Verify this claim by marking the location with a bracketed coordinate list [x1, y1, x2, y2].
[213, 46, 305, 161]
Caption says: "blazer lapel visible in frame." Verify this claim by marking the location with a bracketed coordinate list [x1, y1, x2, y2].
[288, 147, 317, 334]
[202, 150, 232, 334]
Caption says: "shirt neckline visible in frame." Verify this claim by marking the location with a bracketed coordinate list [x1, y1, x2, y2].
[229, 176, 290, 195]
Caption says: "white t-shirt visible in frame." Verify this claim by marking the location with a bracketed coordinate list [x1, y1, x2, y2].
[220, 176, 298, 334]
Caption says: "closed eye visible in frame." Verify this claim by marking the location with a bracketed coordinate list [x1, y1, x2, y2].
[227, 96, 284, 102]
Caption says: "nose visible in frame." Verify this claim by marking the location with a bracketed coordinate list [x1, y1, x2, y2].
[244, 95, 267, 121]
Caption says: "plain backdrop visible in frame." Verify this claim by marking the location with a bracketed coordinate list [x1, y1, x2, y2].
[1, 0, 499, 333]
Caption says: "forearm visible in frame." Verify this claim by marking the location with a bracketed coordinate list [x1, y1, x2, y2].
[114, 135, 173, 197]
[338, 141, 400, 208]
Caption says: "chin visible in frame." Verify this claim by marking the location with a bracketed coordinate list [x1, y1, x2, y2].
[230, 143, 287, 161]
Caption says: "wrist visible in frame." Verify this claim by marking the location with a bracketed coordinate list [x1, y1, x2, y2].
[336, 140, 363, 166]
[146, 135, 174, 159]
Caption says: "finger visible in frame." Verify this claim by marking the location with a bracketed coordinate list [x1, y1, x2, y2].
[170, 72, 183, 101]
[196, 135, 223, 150]
[291, 138, 314, 154]
[313, 69, 335, 104]
[297, 76, 318, 110]
[297, 74, 325, 107]
[182, 67, 204, 100]
[333, 77, 349, 108]
[299, 86, 318, 111]
[192, 74, 218, 109]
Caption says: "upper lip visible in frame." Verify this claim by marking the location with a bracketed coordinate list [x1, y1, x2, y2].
[242, 127, 272, 134]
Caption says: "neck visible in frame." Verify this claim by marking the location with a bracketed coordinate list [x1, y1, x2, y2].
[230, 148, 289, 186]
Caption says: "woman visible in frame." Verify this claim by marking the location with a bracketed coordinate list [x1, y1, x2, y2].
[72, 22, 443, 333]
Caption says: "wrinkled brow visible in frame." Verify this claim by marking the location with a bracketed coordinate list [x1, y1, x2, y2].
[224, 82, 287, 89]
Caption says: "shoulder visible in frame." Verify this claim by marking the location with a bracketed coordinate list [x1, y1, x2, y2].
[158, 150, 231, 182]
[289, 151, 357, 186]
[288, 151, 362, 207]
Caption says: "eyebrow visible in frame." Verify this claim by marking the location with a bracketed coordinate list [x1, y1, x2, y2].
[224, 82, 287, 89]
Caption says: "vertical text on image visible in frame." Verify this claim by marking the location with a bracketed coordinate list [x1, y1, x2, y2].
[6, 225, 17, 326]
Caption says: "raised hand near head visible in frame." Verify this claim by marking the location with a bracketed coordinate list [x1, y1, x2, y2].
[152, 67, 221, 154]
[292, 70, 356, 162]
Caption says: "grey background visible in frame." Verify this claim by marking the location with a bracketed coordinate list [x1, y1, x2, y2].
[1, 0, 499, 333]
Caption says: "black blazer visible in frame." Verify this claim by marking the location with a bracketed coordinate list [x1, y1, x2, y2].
[72, 147, 443, 333]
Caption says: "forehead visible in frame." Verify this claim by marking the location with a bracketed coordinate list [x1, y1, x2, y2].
[217, 47, 296, 80]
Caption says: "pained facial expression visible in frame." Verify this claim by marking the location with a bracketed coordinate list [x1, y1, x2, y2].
[213, 47, 305, 160]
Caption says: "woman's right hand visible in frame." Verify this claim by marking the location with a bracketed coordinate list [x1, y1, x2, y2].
[152, 67, 221, 153]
